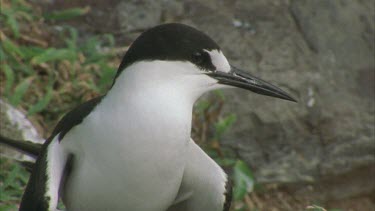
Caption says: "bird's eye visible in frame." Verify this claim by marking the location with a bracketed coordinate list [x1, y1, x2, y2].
[191, 51, 215, 71]
[192, 52, 204, 64]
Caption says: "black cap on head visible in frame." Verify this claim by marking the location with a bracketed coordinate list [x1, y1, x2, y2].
[113, 23, 297, 102]
[115, 23, 220, 78]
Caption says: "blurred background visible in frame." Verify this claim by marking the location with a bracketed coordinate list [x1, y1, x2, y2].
[0, 0, 374, 210]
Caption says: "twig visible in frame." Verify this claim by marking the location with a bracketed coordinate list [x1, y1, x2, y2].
[19, 34, 48, 47]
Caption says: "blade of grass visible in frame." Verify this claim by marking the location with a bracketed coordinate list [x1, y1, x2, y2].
[2, 64, 15, 96]
[98, 64, 116, 92]
[43, 6, 90, 21]
[1, 37, 25, 59]
[31, 48, 77, 64]
[28, 86, 54, 115]
[6, 13, 20, 38]
[19, 46, 45, 60]
[9, 77, 32, 106]
[65, 27, 78, 50]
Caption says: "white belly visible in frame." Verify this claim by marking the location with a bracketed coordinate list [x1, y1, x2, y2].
[60, 110, 190, 211]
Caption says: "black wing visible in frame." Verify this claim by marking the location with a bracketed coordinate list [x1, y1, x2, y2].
[52, 96, 103, 141]
[19, 96, 103, 211]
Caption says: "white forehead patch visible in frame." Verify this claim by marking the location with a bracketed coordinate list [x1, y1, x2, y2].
[205, 49, 231, 73]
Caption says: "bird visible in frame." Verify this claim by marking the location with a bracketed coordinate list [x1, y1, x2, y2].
[0, 23, 296, 211]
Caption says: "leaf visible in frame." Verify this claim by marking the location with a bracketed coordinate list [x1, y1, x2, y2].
[2, 64, 15, 96]
[9, 77, 32, 106]
[214, 90, 225, 100]
[215, 114, 237, 138]
[0, 204, 17, 211]
[195, 100, 210, 113]
[86, 79, 100, 93]
[1, 8, 17, 36]
[98, 64, 116, 92]
[28, 87, 53, 115]
[13, 62, 33, 75]
[2, 37, 25, 58]
[65, 26, 78, 50]
[0, 159, 29, 208]
[0, 47, 6, 61]
[81, 36, 101, 60]
[44, 7, 90, 21]
[214, 157, 237, 166]
[103, 34, 115, 47]
[31, 48, 77, 64]
[19, 46, 45, 59]
[6, 14, 20, 37]
[233, 160, 255, 200]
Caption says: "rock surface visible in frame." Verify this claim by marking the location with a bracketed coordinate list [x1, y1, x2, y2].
[39, 0, 375, 202]
[0, 99, 44, 161]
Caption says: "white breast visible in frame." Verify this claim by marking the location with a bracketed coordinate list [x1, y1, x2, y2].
[60, 63, 198, 211]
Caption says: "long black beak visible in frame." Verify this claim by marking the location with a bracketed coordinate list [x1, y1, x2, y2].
[207, 66, 297, 102]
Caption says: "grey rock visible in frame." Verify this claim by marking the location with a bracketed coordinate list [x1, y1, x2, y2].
[290, 0, 375, 70]
[116, 0, 162, 33]
[0, 99, 44, 161]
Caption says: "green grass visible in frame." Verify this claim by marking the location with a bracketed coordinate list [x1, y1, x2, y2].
[0, 0, 120, 135]
[0, 0, 118, 208]
[0, 158, 29, 210]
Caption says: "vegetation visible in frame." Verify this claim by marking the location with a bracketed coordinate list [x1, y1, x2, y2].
[0, 0, 119, 209]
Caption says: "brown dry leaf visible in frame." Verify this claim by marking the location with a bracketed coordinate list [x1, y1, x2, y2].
[59, 61, 71, 80]
[78, 53, 86, 64]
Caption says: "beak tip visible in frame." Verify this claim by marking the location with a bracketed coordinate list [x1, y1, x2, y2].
[212, 66, 298, 103]
[287, 96, 298, 103]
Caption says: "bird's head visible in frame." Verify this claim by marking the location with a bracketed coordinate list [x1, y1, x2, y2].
[113, 23, 296, 103]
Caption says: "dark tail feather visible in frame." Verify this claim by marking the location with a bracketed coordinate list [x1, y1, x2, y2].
[0, 134, 42, 158]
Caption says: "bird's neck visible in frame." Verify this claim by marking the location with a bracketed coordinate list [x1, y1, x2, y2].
[97, 65, 197, 141]
[109, 66, 195, 114]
